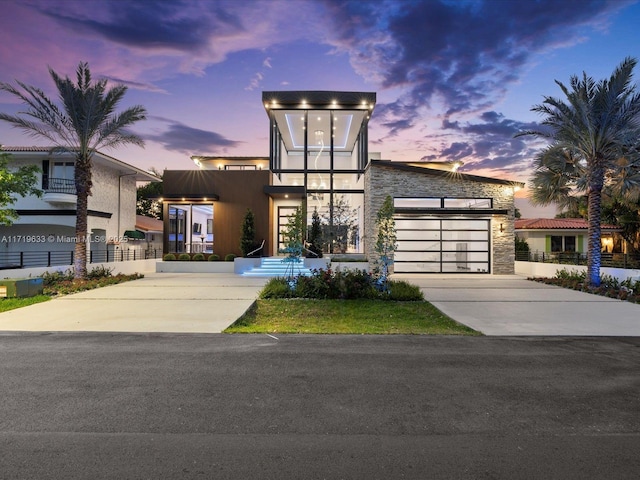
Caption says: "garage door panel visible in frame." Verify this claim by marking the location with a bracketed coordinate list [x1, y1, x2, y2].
[396, 241, 441, 251]
[395, 219, 440, 230]
[441, 230, 488, 241]
[442, 219, 488, 230]
[442, 252, 489, 262]
[397, 230, 440, 241]
[442, 262, 489, 273]
[394, 262, 442, 273]
[396, 251, 440, 262]
[441, 241, 489, 251]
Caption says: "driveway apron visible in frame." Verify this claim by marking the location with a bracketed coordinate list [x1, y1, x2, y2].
[394, 274, 640, 336]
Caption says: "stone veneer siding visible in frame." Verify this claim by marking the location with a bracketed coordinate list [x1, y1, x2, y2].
[364, 163, 517, 274]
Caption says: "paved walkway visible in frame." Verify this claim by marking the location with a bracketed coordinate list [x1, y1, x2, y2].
[394, 274, 640, 336]
[2, 272, 640, 335]
[0, 273, 266, 333]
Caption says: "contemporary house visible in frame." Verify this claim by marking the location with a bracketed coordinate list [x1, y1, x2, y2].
[0, 146, 159, 268]
[161, 91, 524, 274]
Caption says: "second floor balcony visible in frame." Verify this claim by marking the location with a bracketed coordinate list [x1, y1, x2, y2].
[42, 177, 76, 205]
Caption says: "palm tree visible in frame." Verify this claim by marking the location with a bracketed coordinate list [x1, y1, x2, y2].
[0, 62, 146, 278]
[519, 57, 640, 286]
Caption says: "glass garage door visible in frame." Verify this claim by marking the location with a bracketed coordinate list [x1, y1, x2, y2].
[394, 216, 490, 273]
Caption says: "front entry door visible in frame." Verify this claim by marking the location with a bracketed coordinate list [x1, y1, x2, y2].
[277, 206, 299, 254]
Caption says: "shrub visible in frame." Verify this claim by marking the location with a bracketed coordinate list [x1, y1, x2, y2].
[163, 253, 176, 261]
[87, 265, 113, 279]
[258, 268, 421, 301]
[178, 253, 191, 261]
[387, 280, 424, 301]
[225, 253, 237, 262]
[260, 278, 293, 299]
[333, 268, 378, 300]
[41, 269, 74, 286]
[208, 254, 220, 261]
[294, 269, 333, 299]
[192, 253, 205, 261]
[555, 268, 585, 282]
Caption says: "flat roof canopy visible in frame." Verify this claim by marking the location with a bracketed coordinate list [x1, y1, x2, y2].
[263, 91, 375, 154]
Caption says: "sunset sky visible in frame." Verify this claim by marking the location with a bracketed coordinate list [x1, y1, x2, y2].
[1, 0, 640, 216]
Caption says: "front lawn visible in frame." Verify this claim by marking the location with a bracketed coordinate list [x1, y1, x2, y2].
[225, 299, 479, 335]
[0, 295, 50, 313]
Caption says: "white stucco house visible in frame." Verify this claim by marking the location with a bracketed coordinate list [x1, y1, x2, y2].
[0, 146, 159, 268]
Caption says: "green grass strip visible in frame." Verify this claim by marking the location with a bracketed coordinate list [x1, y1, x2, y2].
[226, 299, 479, 335]
[0, 295, 50, 313]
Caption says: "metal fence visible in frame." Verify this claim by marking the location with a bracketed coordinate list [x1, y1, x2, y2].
[516, 251, 640, 269]
[0, 249, 163, 270]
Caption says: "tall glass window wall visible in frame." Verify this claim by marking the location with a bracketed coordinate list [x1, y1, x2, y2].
[270, 107, 367, 253]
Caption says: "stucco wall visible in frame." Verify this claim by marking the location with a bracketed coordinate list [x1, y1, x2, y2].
[364, 163, 517, 274]
[515, 261, 640, 282]
[517, 231, 587, 254]
[4, 152, 140, 257]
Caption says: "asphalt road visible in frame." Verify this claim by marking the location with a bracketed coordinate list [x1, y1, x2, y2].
[1, 333, 639, 479]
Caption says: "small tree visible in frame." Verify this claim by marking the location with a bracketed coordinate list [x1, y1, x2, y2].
[280, 206, 304, 282]
[374, 195, 397, 290]
[515, 235, 530, 260]
[280, 206, 304, 258]
[0, 152, 42, 225]
[322, 195, 357, 253]
[240, 208, 256, 257]
[136, 167, 163, 220]
[307, 208, 323, 258]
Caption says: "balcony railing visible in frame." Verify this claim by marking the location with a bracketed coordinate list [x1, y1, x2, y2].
[44, 177, 76, 194]
[516, 251, 640, 269]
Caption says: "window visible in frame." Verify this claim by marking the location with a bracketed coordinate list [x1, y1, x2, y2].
[551, 235, 576, 252]
[394, 197, 493, 209]
[225, 165, 257, 170]
[551, 236, 563, 252]
[44, 161, 75, 194]
[52, 161, 74, 180]
[394, 198, 441, 208]
[564, 236, 576, 252]
[443, 198, 492, 209]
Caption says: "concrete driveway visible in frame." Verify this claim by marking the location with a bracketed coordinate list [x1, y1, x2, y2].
[0, 273, 266, 333]
[395, 274, 640, 336]
[2, 272, 640, 336]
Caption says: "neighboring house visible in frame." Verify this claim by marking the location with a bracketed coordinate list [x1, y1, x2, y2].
[130, 214, 163, 256]
[160, 90, 524, 274]
[515, 218, 623, 255]
[0, 147, 159, 268]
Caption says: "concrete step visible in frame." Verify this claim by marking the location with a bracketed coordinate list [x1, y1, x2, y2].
[241, 257, 313, 277]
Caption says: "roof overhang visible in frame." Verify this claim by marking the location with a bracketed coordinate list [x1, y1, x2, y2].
[369, 160, 525, 188]
[156, 194, 219, 202]
[262, 91, 376, 154]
